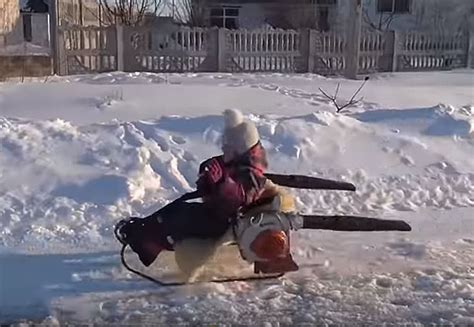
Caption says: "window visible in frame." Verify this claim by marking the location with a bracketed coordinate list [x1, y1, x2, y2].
[377, 0, 410, 14]
[307, 0, 337, 6]
[22, 14, 32, 42]
[314, 0, 336, 5]
[393, 0, 410, 13]
[318, 7, 330, 31]
[209, 7, 239, 29]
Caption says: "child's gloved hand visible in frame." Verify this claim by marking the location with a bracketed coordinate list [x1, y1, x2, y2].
[204, 158, 224, 184]
[197, 158, 224, 194]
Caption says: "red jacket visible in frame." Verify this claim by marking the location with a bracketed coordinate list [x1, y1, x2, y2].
[197, 142, 268, 218]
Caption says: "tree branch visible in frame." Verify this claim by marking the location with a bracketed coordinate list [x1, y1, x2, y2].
[319, 77, 369, 113]
[100, 0, 164, 26]
[362, 8, 378, 31]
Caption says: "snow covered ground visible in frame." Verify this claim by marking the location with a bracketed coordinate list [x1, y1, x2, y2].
[0, 70, 473, 325]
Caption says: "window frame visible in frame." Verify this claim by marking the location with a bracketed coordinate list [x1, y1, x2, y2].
[209, 6, 240, 29]
[376, 0, 410, 14]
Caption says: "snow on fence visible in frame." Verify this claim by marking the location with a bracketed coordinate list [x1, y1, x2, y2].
[58, 25, 471, 76]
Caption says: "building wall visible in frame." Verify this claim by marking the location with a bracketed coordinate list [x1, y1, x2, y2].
[0, 55, 52, 78]
[209, 1, 339, 30]
[29, 13, 50, 47]
[237, 3, 268, 29]
[337, 0, 472, 33]
[2, 13, 50, 46]
[3, 18, 24, 45]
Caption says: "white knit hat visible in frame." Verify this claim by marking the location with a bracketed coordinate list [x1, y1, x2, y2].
[222, 109, 260, 161]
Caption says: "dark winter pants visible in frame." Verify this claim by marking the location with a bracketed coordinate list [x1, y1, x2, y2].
[150, 201, 231, 245]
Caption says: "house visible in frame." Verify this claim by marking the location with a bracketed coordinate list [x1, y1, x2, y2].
[198, 0, 339, 31]
[0, 0, 52, 78]
[196, 0, 472, 33]
[195, 0, 416, 32]
[0, 0, 52, 49]
[20, 0, 101, 27]
[354, 0, 472, 33]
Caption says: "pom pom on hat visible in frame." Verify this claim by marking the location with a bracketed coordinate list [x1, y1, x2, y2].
[223, 109, 244, 129]
[222, 109, 260, 160]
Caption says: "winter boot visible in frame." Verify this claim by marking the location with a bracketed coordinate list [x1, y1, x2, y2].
[115, 216, 168, 267]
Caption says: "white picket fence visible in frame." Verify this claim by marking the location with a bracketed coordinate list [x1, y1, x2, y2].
[226, 29, 300, 72]
[59, 26, 117, 74]
[397, 33, 469, 71]
[57, 25, 471, 75]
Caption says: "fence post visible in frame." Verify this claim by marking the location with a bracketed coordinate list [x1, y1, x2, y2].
[56, 28, 67, 75]
[344, 0, 362, 79]
[217, 28, 227, 72]
[385, 30, 399, 72]
[392, 31, 400, 72]
[467, 31, 473, 69]
[116, 25, 124, 71]
[300, 29, 316, 73]
[49, 0, 59, 74]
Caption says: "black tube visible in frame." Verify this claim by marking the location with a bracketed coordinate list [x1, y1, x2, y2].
[265, 173, 356, 191]
[302, 215, 412, 232]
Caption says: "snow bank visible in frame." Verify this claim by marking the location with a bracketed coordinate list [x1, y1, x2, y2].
[1, 104, 473, 253]
[354, 104, 474, 137]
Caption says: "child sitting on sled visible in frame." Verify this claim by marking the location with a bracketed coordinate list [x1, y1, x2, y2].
[122, 109, 298, 279]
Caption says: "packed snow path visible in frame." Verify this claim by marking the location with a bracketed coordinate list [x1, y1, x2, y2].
[0, 71, 473, 324]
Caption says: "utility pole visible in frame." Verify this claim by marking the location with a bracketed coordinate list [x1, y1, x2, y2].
[344, 0, 362, 79]
[49, 0, 59, 74]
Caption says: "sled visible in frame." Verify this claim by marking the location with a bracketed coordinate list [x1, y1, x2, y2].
[117, 243, 284, 287]
[114, 173, 411, 286]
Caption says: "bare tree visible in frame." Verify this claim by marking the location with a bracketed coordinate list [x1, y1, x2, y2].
[172, 0, 208, 27]
[319, 77, 369, 113]
[99, 0, 164, 26]
[362, 0, 399, 31]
